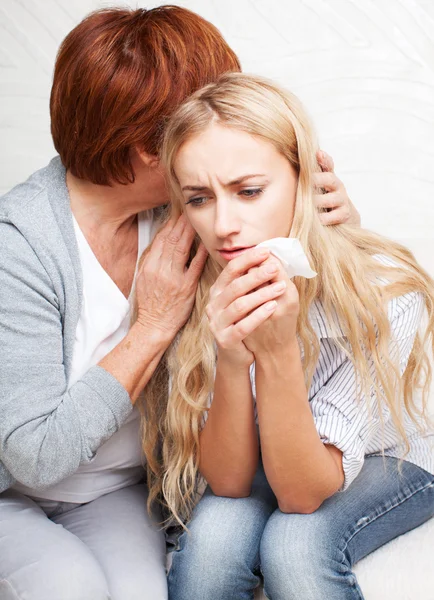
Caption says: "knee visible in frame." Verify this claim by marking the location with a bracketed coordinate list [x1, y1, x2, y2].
[260, 511, 339, 597]
[5, 554, 110, 600]
[62, 562, 110, 600]
[169, 496, 262, 599]
[263, 509, 338, 564]
[181, 495, 260, 567]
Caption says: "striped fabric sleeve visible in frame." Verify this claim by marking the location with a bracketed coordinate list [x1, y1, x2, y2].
[310, 291, 424, 491]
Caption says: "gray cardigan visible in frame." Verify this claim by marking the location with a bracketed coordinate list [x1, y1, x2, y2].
[0, 157, 133, 493]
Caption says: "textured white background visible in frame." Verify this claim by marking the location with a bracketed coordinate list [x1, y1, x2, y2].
[1, 0, 433, 277]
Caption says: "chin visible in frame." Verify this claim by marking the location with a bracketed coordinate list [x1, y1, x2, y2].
[215, 257, 227, 268]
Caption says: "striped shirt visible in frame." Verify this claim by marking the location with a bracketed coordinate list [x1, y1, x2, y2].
[247, 263, 434, 491]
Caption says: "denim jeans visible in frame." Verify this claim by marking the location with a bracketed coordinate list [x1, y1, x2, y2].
[168, 457, 434, 600]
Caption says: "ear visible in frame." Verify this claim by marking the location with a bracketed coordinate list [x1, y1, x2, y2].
[135, 147, 160, 169]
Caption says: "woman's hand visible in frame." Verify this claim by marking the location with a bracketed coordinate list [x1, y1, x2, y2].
[135, 214, 208, 342]
[244, 260, 299, 358]
[315, 150, 361, 226]
[206, 248, 287, 367]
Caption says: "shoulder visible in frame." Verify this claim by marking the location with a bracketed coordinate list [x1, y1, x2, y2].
[0, 156, 76, 272]
[371, 254, 424, 325]
[0, 158, 82, 318]
[309, 286, 423, 341]
[0, 157, 63, 219]
[0, 222, 59, 311]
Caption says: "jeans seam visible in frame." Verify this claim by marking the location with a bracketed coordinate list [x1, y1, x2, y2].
[340, 478, 434, 553]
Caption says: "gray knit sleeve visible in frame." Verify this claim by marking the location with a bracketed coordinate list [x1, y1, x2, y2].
[0, 222, 133, 489]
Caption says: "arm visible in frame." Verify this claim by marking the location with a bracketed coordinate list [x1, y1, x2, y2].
[245, 266, 344, 513]
[0, 216, 206, 489]
[254, 340, 345, 514]
[198, 356, 258, 497]
[198, 248, 286, 496]
[101, 215, 208, 402]
[247, 272, 423, 513]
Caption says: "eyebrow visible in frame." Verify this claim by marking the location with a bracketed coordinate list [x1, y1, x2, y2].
[181, 174, 267, 192]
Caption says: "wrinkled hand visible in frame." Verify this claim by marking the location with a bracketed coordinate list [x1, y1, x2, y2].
[135, 214, 208, 341]
[244, 259, 299, 358]
[206, 248, 287, 367]
[314, 150, 361, 226]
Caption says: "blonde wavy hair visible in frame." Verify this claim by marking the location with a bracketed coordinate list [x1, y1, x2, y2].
[137, 73, 434, 527]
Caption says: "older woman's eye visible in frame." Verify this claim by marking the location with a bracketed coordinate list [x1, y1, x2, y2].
[239, 188, 264, 198]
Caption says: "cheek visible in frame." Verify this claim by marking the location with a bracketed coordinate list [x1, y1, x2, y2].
[274, 185, 297, 236]
[282, 201, 296, 236]
[184, 211, 213, 249]
[257, 194, 295, 238]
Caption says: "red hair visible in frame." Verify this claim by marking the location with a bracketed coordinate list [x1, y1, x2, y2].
[50, 6, 241, 185]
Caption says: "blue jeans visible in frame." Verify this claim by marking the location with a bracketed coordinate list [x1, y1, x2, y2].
[168, 457, 434, 600]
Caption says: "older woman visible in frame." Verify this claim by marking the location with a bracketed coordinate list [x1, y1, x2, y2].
[0, 6, 357, 600]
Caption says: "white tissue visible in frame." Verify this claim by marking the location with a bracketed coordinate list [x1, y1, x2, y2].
[256, 238, 317, 279]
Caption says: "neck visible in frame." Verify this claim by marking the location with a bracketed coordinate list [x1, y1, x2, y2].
[66, 155, 167, 234]
[67, 174, 142, 232]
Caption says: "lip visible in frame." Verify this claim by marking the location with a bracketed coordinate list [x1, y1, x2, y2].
[217, 246, 255, 261]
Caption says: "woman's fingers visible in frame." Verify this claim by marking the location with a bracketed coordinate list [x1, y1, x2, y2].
[212, 247, 271, 293]
[318, 207, 351, 226]
[313, 171, 341, 194]
[218, 301, 278, 348]
[314, 162, 361, 226]
[215, 280, 287, 330]
[211, 257, 279, 311]
[164, 214, 193, 268]
[135, 215, 203, 339]
[146, 214, 177, 258]
[149, 214, 199, 272]
[186, 242, 208, 282]
[314, 190, 343, 210]
[316, 149, 334, 172]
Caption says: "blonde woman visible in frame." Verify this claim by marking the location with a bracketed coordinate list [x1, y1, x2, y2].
[141, 74, 434, 600]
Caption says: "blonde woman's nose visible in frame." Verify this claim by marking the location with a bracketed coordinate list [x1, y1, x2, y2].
[214, 198, 242, 239]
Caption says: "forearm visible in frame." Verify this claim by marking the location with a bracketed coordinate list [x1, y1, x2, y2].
[99, 321, 172, 404]
[1, 323, 172, 487]
[256, 341, 344, 512]
[199, 356, 259, 496]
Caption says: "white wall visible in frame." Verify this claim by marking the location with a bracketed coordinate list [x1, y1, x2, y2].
[1, 0, 433, 275]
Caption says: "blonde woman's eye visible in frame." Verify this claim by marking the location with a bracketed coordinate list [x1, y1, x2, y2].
[239, 188, 264, 198]
[185, 196, 208, 207]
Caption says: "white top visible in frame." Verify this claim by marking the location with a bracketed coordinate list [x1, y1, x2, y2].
[14, 210, 155, 502]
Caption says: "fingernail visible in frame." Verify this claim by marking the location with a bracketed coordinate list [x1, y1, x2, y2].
[272, 281, 286, 292]
[265, 301, 277, 311]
